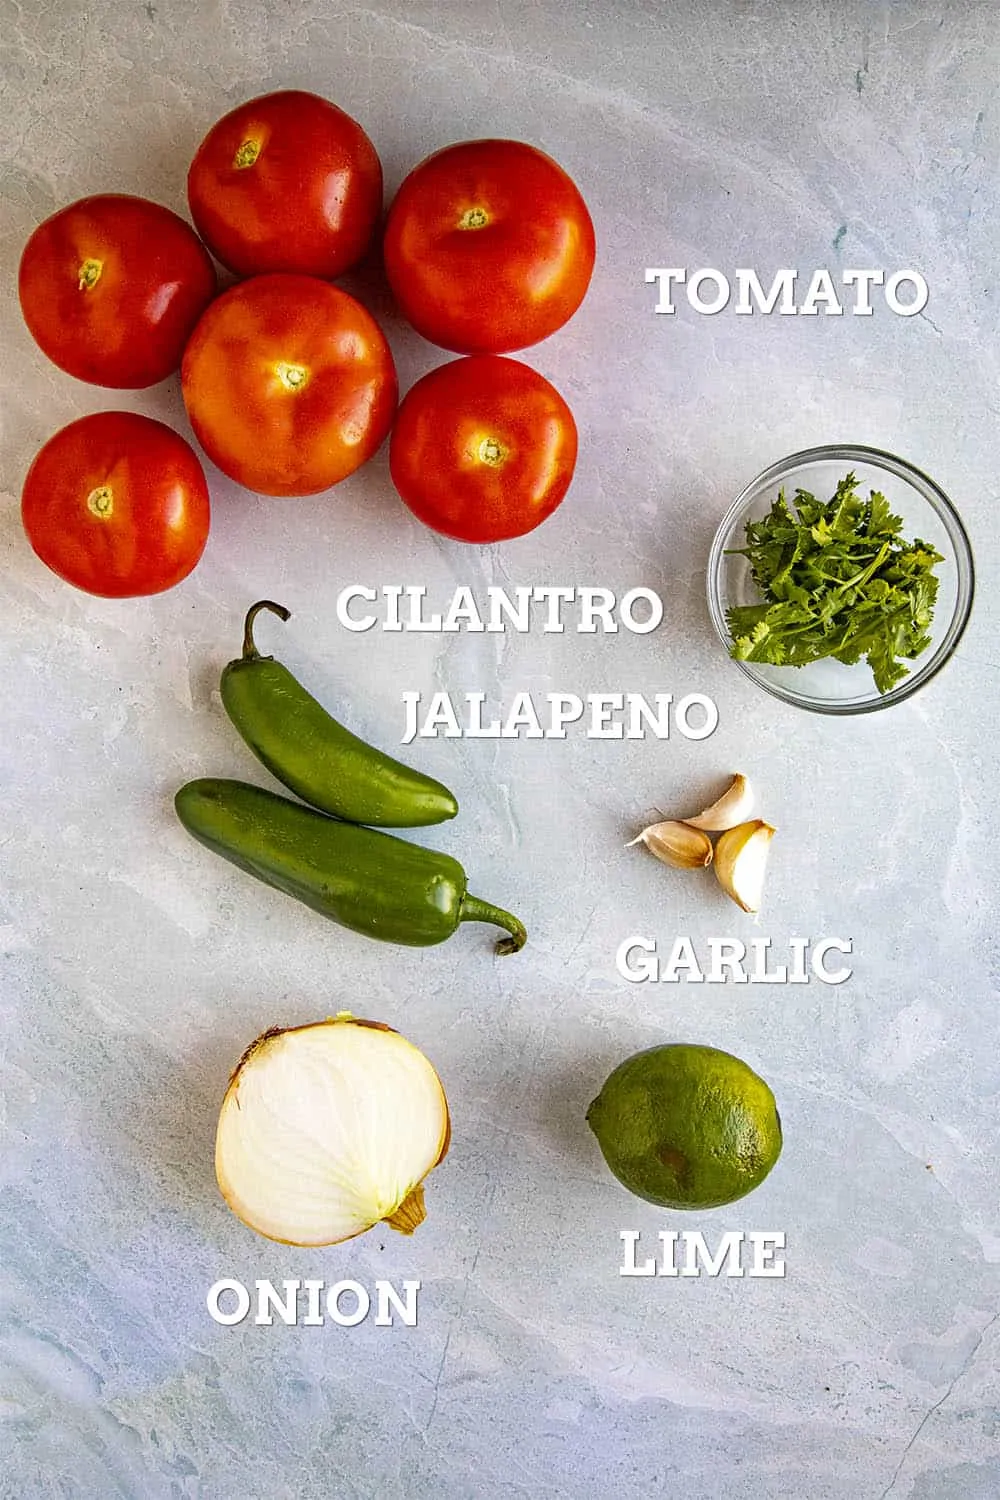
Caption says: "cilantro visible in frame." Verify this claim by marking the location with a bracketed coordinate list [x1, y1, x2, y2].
[725, 472, 944, 694]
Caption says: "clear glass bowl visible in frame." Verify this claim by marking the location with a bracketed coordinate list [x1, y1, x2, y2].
[706, 445, 975, 714]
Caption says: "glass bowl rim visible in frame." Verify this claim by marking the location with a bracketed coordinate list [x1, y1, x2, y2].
[706, 443, 976, 715]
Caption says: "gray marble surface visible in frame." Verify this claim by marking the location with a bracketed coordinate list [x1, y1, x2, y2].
[2, 2, 999, 1496]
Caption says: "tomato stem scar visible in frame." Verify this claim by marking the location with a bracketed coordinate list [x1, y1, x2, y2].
[78, 258, 103, 290]
[276, 361, 309, 391]
[459, 207, 489, 230]
[477, 436, 505, 466]
[233, 138, 261, 169]
[87, 484, 114, 519]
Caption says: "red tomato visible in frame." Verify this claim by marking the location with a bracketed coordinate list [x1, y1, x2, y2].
[389, 355, 577, 543]
[383, 139, 596, 354]
[181, 273, 397, 496]
[18, 195, 216, 388]
[187, 90, 383, 278]
[21, 412, 211, 597]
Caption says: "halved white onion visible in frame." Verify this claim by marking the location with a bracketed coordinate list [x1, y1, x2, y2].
[215, 1015, 450, 1246]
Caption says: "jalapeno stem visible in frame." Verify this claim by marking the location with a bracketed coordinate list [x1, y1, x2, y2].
[242, 599, 291, 659]
[460, 894, 527, 955]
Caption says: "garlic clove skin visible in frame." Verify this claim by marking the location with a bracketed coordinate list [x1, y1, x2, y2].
[627, 820, 713, 870]
[713, 819, 775, 913]
[215, 1015, 450, 1247]
[682, 773, 755, 832]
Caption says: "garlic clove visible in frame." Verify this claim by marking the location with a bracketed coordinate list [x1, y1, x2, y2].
[627, 819, 714, 870]
[682, 773, 755, 831]
[713, 819, 775, 912]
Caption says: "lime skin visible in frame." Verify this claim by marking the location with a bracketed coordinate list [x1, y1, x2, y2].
[586, 1043, 782, 1210]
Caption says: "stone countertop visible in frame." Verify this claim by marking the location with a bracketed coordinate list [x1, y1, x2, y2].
[2, 3, 998, 1497]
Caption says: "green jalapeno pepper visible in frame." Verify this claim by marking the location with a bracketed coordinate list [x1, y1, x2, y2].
[175, 777, 526, 954]
[220, 600, 458, 828]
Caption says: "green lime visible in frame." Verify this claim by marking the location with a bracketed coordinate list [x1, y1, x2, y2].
[586, 1043, 782, 1209]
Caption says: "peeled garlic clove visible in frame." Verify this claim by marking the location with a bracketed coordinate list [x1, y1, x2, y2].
[215, 1014, 450, 1246]
[682, 773, 755, 831]
[713, 819, 775, 913]
[627, 820, 713, 869]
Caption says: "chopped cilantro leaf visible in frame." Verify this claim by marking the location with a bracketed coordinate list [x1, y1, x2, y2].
[725, 471, 943, 694]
